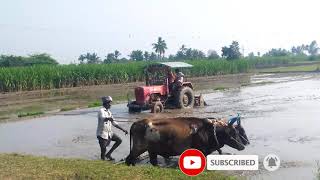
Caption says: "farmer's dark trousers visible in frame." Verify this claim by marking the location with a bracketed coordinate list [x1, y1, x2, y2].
[97, 134, 122, 160]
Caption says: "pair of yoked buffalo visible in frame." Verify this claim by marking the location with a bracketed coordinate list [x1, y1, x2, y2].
[125, 116, 249, 166]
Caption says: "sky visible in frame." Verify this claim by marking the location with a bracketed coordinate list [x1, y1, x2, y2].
[0, 0, 319, 64]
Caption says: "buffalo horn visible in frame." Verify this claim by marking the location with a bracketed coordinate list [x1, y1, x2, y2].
[228, 117, 237, 126]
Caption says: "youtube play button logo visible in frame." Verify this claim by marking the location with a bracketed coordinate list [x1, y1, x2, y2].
[183, 156, 201, 169]
[179, 149, 206, 176]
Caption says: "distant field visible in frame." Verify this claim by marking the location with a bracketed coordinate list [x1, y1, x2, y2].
[0, 60, 251, 92]
[1, 56, 320, 93]
[0, 154, 233, 180]
[258, 63, 320, 73]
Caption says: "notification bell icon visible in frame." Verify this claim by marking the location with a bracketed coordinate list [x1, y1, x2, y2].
[267, 157, 277, 167]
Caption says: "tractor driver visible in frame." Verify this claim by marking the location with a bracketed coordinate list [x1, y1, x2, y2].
[171, 69, 184, 92]
[174, 68, 184, 85]
[167, 69, 175, 84]
[167, 69, 175, 92]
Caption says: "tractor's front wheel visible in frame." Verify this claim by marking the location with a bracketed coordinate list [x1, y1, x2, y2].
[128, 102, 142, 113]
[176, 86, 195, 109]
[151, 101, 163, 113]
[129, 106, 142, 113]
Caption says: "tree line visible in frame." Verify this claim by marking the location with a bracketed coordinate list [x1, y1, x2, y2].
[0, 54, 58, 67]
[1, 37, 319, 67]
[262, 40, 319, 60]
[78, 38, 320, 64]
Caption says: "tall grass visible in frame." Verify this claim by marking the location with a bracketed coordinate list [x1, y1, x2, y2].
[188, 59, 251, 76]
[0, 62, 146, 92]
[317, 161, 320, 180]
[247, 55, 320, 68]
[0, 60, 251, 92]
[248, 57, 290, 68]
[0, 59, 252, 92]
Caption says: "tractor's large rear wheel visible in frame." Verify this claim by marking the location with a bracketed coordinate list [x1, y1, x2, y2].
[175, 86, 194, 109]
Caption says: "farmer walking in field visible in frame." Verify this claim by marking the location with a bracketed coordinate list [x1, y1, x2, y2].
[96, 96, 128, 161]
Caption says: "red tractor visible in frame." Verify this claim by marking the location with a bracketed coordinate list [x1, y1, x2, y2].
[127, 62, 205, 113]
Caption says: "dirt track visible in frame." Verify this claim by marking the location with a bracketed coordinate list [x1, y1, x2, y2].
[0, 72, 320, 179]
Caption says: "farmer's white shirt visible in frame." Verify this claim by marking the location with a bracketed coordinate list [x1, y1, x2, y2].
[96, 107, 118, 140]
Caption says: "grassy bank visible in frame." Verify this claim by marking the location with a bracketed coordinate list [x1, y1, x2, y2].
[17, 111, 44, 118]
[0, 154, 233, 180]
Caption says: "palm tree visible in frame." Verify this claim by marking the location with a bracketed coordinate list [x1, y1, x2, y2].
[78, 54, 86, 64]
[152, 37, 167, 60]
[129, 50, 144, 61]
[86, 53, 101, 64]
[114, 50, 121, 60]
[144, 51, 150, 61]
[308, 40, 319, 56]
[78, 53, 101, 64]
[180, 44, 187, 52]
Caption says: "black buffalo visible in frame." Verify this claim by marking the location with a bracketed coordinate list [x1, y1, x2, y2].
[125, 117, 246, 166]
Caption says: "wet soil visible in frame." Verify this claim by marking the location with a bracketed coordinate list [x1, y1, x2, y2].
[0, 72, 320, 179]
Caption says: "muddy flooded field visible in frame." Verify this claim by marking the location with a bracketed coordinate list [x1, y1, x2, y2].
[0, 73, 319, 180]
